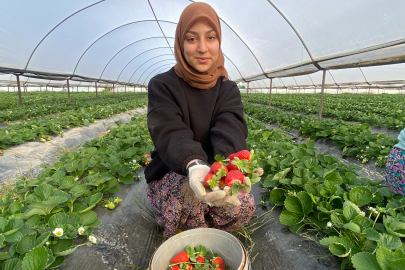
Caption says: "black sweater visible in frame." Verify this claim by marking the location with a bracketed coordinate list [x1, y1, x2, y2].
[144, 68, 248, 183]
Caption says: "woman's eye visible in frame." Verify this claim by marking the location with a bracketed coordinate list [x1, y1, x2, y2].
[187, 37, 196, 42]
[208, 36, 216, 40]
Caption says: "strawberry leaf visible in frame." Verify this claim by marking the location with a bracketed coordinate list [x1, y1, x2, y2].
[249, 173, 261, 185]
[231, 183, 240, 196]
[208, 179, 218, 190]
[214, 155, 224, 162]
[232, 157, 249, 173]
[215, 168, 227, 178]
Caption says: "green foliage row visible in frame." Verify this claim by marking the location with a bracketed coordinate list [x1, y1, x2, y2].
[0, 92, 144, 123]
[0, 96, 148, 150]
[0, 114, 154, 270]
[244, 116, 405, 270]
[241, 93, 405, 130]
[244, 103, 398, 167]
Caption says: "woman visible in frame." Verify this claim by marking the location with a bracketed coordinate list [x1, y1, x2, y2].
[385, 127, 405, 196]
[145, 2, 256, 237]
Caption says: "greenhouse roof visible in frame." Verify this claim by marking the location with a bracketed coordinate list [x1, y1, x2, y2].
[1, 0, 405, 86]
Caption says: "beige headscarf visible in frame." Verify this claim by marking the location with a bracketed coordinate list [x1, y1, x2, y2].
[174, 2, 228, 89]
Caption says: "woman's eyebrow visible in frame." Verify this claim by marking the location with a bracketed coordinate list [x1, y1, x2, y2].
[186, 29, 215, 35]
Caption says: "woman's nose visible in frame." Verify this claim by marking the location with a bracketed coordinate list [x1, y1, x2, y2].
[197, 39, 208, 53]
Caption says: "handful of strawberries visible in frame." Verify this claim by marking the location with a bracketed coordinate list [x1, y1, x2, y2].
[169, 244, 230, 270]
[203, 150, 262, 196]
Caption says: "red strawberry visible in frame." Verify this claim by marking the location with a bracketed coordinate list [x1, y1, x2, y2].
[196, 255, 205, 265]
[169, 266, 180, 270]
[224, 170, 244, 187]
[185, 264, 193, 270]
[219, 178, 226, 189]
[171, 251, 189, 264]
[204, 173, 215, 188]
[227, 160, 238, 171]
[212, 256, 225, 270]
[209, 162, 228, 175]
[229, 150, 251, 161]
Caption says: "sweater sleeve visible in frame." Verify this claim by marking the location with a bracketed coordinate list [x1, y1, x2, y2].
[210, 82, 248, 157]
[147, 77, 208, 175]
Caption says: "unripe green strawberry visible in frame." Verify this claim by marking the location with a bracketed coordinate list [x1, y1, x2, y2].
[107, 203, 115, 210]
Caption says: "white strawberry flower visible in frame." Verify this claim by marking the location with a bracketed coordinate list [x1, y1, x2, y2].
[78, 227, 85, 235]
[382, 146, 385, 149]
[89, 235, 97, 244]
[53, 228, 63, 237]
[327, 222, 332, 228]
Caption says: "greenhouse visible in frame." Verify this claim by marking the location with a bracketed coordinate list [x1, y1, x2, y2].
[1, 1, 405, 270]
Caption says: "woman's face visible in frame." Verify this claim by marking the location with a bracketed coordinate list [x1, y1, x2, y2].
[183, 18, 220, 73]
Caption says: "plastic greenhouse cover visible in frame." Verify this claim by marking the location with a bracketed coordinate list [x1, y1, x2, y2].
[0, 0, 404, 86]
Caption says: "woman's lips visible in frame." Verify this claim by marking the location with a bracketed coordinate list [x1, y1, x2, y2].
[196, 58, 209, 63]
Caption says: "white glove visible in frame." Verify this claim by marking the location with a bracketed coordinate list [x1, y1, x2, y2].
[208, 177, 252, 207]
[188, 164, 226, 203]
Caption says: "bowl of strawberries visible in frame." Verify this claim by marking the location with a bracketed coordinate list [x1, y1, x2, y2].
[149, 228, 250, 270]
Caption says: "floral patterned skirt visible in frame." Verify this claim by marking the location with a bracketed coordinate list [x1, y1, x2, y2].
[385, 147, 405, 196]
[146, 171, 256, 238]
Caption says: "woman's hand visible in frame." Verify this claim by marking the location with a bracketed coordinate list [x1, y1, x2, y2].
[208, 177, 252, 207]
[188, 164, 226, 203]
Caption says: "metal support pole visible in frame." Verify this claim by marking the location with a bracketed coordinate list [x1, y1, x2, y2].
[88, 86, 90, 92]
[134, 86, 136, 95]
[16, 74, 23, 106]
[246, 82, 249, 103]
[8, 85, 9, 92]
[67, 79, 71, 102]
[95, 82, 98, 99]
[77, 86, 79, 93]
[268, 78, 273, 107]
[113, 84, 115, 97]
[125, 85, 127, 94]
[319, 69, 327, 119]
[40, 86, 42, 92]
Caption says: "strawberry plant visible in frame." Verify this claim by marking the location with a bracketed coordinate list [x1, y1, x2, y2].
[0, 92, 146, 122]
[244, 103, 399, 167]
[242, 93, 405, 130]
[0, 95, 148, 149]
[0, 114, 154, 269]
[244, 115, 405, 270]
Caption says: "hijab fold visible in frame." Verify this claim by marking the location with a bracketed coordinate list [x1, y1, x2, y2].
[174, 2, 228, 89]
